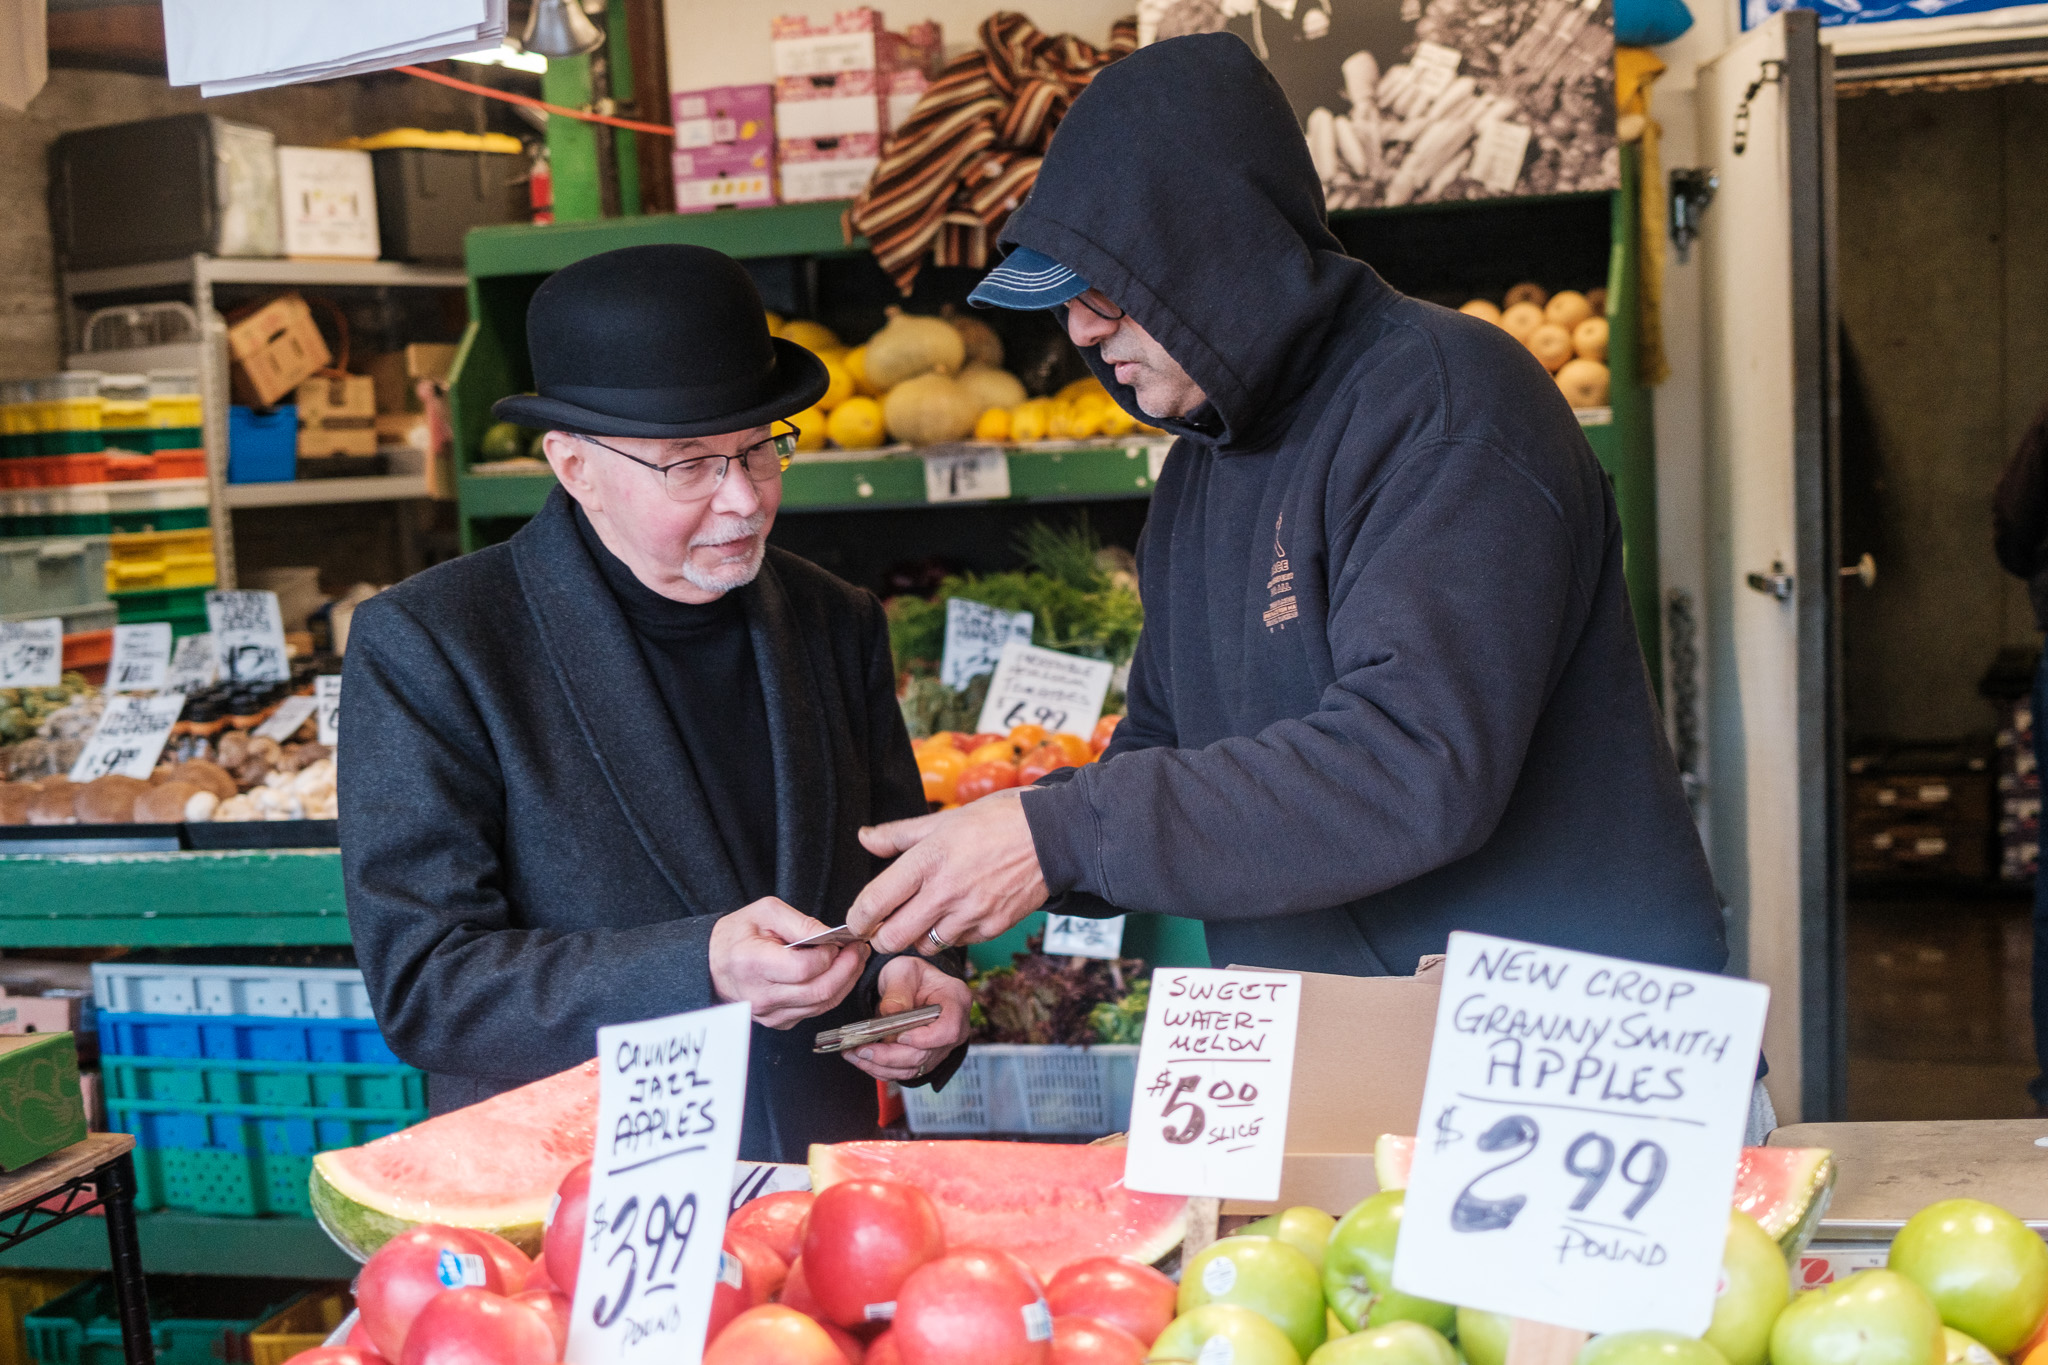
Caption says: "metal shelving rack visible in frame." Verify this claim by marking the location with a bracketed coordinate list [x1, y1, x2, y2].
[58, 254, 467, 588]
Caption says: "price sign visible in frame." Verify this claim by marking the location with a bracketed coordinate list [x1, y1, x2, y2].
[567, 1002, 751, 1365]
[1043, 913, 1126, 960]
[923, 448, 1011, 503]
[1123, 968, 1302, 1201]
[940, 598, 1033, 690]
[206, 590, 289, 682]
[1391, 933, 1769, 1337]
[254, 694, 319, 742]
[68, 693, 186, 781]
[164, 633, 218, 693]
[0, 619, 62, 688]
[729, 1162, 812, 1213]
[974, 640, 1115, 740]
[316, 675, 341, 746]
[107, 623, 173, 693]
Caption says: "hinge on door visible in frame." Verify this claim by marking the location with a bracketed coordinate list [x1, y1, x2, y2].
[1732, 59, 1784, 155]
[1669, 168, 1718, 264]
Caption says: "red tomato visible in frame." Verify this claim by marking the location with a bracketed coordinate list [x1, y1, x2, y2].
[866, 1331, 904, 1365]
[397, 1289, 554, 1365]
[893, 1248, 1051, 1365]
[801, 1180, 947, 1329]
[357, 1225, 510, 1362]
[462, 1230, 530, 1296]
[957, 732, 1006, 752]
[1050, 1316, 1147, 1365]
[1090, 715, 1121, 755]
[1044, 1258, 1177, 1347]
[1017, 742, 1076, 785]
[541, 1159, 591, 1299]
[281, 1351, 387, 1365]
[705, 1305, 852, 1365]
[508, 1290, 568, 1358]
[954, 761, 1021, 804]
[726, 1229, 789, 1304]
[1051, 732, 1094, 767]
[729, 1190, 813, 1265]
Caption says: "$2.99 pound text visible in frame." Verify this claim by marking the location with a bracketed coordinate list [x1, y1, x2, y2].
[1441, 1111, 1670, 1266]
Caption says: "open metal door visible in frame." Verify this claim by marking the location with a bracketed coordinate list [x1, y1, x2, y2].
[1695, 8, 1844, 1124]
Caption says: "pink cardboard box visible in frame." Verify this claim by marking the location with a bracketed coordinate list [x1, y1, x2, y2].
[771, 10, 942, 200]
[673, 85, 778, 212]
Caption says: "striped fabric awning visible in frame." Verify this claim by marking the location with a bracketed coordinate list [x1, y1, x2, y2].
[846, 12, 1137, 295]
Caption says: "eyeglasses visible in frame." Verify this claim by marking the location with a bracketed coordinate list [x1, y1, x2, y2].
[1065, 289, 1126, 323]
[578, 423, 798, 502]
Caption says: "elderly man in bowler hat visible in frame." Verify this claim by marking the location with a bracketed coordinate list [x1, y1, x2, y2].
[339, 245, 970, 1160]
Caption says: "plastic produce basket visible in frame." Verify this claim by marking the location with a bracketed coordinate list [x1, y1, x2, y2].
[112, 584, 209, 637]
[0, 1272, 91, 1365]
[248, 1289, 349, 1365]
[0, 536, 110, 618]
[111, 1097, 420, 1216]
[26, 1274, 302, 1365]
[104, 527, 214, 593]
[901, 1044, 1139, 1136]
[92, 963, 374, 1019]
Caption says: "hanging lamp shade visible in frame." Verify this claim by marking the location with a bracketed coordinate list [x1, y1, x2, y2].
[521, 0, 604, 58]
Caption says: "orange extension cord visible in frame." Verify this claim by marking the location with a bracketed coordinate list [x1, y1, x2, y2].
[397, 63, 675, 136]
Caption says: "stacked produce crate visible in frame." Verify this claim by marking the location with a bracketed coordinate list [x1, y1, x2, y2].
[92, 964, 425, 1219]
[1996, 694, 2040, 885]
[1846, 741, 1997, 883]
[26, 1276, 311, 1365]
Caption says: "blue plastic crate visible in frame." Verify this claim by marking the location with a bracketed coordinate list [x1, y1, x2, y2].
[103, 1056, 426, 1111]
[98, 1011, 402, 1065]
[227, 406, 296, 484]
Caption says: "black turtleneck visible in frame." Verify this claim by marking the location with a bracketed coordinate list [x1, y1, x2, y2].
[573, 503, 779, 902]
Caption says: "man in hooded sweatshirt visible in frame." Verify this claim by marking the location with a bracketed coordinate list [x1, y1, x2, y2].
[846, 33, 1727, 986]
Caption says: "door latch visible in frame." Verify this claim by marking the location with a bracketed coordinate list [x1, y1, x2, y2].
[1669, 168, 1718, 264]
[1746, 561, 1794, 601]
[1840, 553, 1877, 589]
[1732, 59, 1783, 155]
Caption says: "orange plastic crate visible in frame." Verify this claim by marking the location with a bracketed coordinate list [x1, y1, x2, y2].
[152, 449, 205, 479]
[63, 628, 112, 685]
[104, 452, 156, 481]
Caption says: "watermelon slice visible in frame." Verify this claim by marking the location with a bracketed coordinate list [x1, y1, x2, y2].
[809, 1140, 1189, 1279]
[311, 1061, 600, 1261]
[1371, 1134, 1835, 1259]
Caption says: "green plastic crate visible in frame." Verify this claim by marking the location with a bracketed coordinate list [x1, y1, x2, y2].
[26, 1276, 302, 1365]
[146, 428, 201, 453]
[109, 507, 207, 534]
[111, 585, 209, 638]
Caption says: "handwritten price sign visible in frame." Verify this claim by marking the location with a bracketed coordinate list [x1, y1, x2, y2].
[568, 1002, 750, 1365]
[108, 623, 173, 693]
[1122, 968, 1302, 1202]
[1391, 933, 1769, 1337]
[974, 640, 1114, 740]
[0, 619, 62, 688]
[1042, 913, 1126, 960]
[206, 590, 289, 683]
[69, 694, 186, 782]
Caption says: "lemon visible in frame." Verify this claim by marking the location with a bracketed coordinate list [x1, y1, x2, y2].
[973, 407, 1011, 442]
[764, 310, 784, 337]
[1100, 403, 1136, 437]
[827, 396, 886, 449]
[844, 345, 879, 396]
[1058, 375, 1110, 403]
[788, 406, 828, 451]
[1009, 400, 1050, 443]
[819, 356, 855, 412]
[1068, 395, 1110, 440]
[1047, 401, 1076, 440]
[779, 319, 841, 354]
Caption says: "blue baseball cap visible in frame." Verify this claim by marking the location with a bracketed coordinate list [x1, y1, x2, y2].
[967, 248, 1090, 310]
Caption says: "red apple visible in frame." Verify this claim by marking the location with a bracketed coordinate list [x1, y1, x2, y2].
[1051, 1316, 1147, 1365]
[542, 1160, 591, 1300]
[398, 1289, 555, 1365]
[726, 1230, 789, 1304]
[344, 1319, 377, 1352]
[281, 1351, 388, 1365]
[730, 1190, 814, 1264]
[519, 1257, 556, 1296]
[867, 1330, 903, 1365]
[705, 1305, 853, 1365]
[781, 1257, 825, 1318]
[1045, 1257, 1177, 1346]
[509, 1289, 569, 1358]
[464, 1230, 531, 1295]
[358, 1225, 510, 1362]
[802, 1181, 946, 1328]
[711, 1245, 759, 1345]
[821, 1321, 868, 1364]
[893, 1248, 1052, 1365]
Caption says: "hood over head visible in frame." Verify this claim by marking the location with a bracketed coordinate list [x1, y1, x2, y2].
[998, 32, 1371, 446]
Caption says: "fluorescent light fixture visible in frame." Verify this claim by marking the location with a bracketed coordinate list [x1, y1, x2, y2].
[451, 43, 549, 72]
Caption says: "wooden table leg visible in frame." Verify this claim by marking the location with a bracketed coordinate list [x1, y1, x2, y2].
[97, 1153, 153, 1365]
[1506, 1319, 1591, 1365]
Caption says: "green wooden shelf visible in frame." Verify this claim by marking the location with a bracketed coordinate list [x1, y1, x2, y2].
[0, 851, 349, 948]
[0, 1210, 358, 1277]
[466, 200, 864, 279]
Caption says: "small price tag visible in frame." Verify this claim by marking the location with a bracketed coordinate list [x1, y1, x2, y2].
[940, 598, 1034, 690]
[1043, 913, 1126, 960]
[1468, 120, 1533, 194]
[923, 449, 1011, 503]
[1122, 968, 1303, 1202]
[254, 694, 319, 742]
[69, 693, 186, 781]
[1391, 932, 1770, 1337]
[107, 623, 173, 693]
[568, 1002, 752, 1365]
[315, 675, 341, 746]
[206, 590, 289, 683]
[974, 640, 1115, 740]
[164, 633, 218, 693]
[0, 619, 63, 688]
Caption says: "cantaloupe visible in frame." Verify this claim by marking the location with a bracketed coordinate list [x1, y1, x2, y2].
[1544, 290, 1593, 332]
[1526, 324, 1573, 373]
[1556, 358, 1611, 408]
[1459, 299, 1503, 325]
[883, 372, 980, 445]
[844, 344, 881, 397]
[865, 309, 966, 390]
[1573, 316, 1609, 363]
[956, 363, 1027, 414]
[1500, 302, 1545, 343]
[949, 311, 1004, 368]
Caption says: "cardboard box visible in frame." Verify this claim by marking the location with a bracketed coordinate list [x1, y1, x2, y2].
[0, 1033, 89, 1171]
[1219, 959, 1442, 1217]
[365, 343, 458, 413]
[674, 85, 778, 213]
[771, 10, 936, 202]
[777, 138, 879, 203]
[277, 147, 380, 260]
[296, 374, 378, 457]
[228, 294, 332, 408]
[0, 997, 79, 1035]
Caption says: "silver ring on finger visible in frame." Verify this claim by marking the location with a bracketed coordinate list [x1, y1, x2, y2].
[924, 927, 950, 954]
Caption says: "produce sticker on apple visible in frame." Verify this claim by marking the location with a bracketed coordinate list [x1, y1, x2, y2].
[1392, 932, 1769, 1337]
[568, 1001, 751, 1365]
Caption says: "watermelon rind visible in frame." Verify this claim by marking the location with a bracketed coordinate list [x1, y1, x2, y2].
[309, 1157, 546, 1262]
[1374, 1133, 1415, 1193]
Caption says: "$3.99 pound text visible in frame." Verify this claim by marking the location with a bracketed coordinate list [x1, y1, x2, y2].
[1440, 1112, 1670, 1266]
[1147, 1073, 1265, 1151]
[586, 1190, 699, 1345]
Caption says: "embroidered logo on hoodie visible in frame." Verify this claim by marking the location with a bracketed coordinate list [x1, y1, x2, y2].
[1264, 513, 1299, 631]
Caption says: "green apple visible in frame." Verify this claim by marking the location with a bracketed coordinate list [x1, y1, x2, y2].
[1704, 1211, 1791, 1365]
[1182, 1236, 1328, 1360]
[1324, 1192, 1456, 1335]
[1149, 1303, 1305, 1365]
[1575, 1331, 1731, 1365]
[1890, 1198, 2048, 1355]
[1273, 1207, 1340, 1275]
[1305, 1321, 1458, 1365]
[1769, 1269, 1945, 1365]
[1455, 1308, 1510, 1365]
[1242, 1215, 1282, 1237]
[1943, 1327, 2000, 1364]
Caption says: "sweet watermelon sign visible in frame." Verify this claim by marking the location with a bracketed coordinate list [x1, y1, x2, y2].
[568, 1002, 752, 1365]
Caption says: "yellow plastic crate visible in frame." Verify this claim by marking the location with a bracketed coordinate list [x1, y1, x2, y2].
[149, 395, 203, 429]
[106, 528, 216, 592]
[249, 1288, 350, 1365]
[0, 1270, 91, 1365]
[99, 400, 149, 432]
[43, 397, 102, 433]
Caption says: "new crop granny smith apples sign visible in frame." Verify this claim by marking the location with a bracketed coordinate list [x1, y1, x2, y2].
[1393, 933, 1769, 1337]
[569, 1001, 750, 1365]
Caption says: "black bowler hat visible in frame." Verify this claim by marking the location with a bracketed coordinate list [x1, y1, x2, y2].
[492, 244, 829, 438]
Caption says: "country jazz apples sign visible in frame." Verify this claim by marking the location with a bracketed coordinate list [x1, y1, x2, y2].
[1393, 933, 1770, 1336]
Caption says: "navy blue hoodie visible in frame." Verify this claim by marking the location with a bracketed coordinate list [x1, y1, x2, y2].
[1011, 33, 1727, 978]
